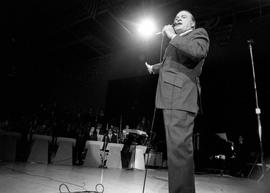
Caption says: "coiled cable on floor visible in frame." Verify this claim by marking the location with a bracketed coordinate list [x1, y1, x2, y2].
[59, 183, 104, 193]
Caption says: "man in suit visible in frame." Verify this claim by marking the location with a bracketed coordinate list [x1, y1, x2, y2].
[106, 128, 118, 143]
[145, 10, 209, 193]
[99, 128, 118, 168]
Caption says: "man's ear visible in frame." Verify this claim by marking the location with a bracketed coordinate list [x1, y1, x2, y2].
[190, 21, 196, 29]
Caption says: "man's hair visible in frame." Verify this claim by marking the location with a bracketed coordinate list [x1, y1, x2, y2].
[191, 14, 196, 29]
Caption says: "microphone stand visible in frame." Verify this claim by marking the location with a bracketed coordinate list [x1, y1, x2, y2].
[141, 32, 166, 193]
[142, 107, 156, 193]
[247, 39, 265, 181]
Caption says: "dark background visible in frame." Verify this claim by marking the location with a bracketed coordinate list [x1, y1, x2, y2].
[4, 0, 270, 161]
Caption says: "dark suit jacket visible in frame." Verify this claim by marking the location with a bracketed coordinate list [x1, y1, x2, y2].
[88, 132, 97, 141]
[103, 134, 118, 143]
[153, 28, 209, 113]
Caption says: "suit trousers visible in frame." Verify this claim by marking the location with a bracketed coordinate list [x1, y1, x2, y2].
[163, 109, 196, 193]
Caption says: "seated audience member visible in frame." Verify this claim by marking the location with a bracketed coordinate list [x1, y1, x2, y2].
[88, 126, 97, 141]
[103, 128, 117, 144]
[96, 124, 103, 141]
[99, 128, 117, 168]
[75, 127, 88, 165]
[121, 125, 134, 169]
[136, 116, 150, 134]
[0, 120, 10, 131]
[120, 124, 130, 143]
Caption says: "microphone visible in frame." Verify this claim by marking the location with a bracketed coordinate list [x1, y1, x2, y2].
[155, 31, 163, 35]
[155, 23, 177, 35]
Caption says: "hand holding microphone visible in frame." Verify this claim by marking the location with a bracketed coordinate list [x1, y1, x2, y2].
[156, 24, 176, 39]
[162, 24, 177, 39]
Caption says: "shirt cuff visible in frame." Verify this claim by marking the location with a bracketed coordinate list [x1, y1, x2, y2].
[171, 34, 177, 40]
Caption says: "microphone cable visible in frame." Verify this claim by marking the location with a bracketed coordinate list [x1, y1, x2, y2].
[144, 32, 165, 150]
[141, 34, 166, 193]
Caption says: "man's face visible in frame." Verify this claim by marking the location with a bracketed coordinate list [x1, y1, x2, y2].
[173, 11, 194, 34]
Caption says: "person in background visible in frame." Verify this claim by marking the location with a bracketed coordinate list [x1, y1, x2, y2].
[88, 126, 97, 141]
[103, 128, 117, 144]
[96, 123, 104, 141]
[99, 128, 117, 168]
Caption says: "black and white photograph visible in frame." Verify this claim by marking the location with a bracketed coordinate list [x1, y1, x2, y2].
[2, 1, 270, 193]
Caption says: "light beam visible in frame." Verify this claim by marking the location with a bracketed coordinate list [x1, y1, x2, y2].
[137, 18, 157, 38]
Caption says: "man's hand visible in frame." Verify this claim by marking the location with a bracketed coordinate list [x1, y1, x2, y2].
[145, 62, 153, 74]
[162, 25, 176, 39]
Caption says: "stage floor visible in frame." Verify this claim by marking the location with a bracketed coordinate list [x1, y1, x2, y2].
[0, 162, 266, 193]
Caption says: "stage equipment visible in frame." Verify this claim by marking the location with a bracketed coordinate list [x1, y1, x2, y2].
[122, 128, 148, 146]
[247, 39, 266, 181]
[141, 107, 157, 193]
[141, 28, 168, 193]
[155, 23, 176, 35]
[59, 183, 104, 193]
[137, 16, 180, 37]
[123, 128, 148, 137]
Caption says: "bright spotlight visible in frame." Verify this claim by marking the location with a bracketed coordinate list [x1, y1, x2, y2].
[137, 18, 157, 38]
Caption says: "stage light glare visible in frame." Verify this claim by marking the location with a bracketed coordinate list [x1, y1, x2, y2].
[137, 18, 157, 38]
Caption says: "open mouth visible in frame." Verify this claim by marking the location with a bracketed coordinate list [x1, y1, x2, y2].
[173, 22, 182, 27]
